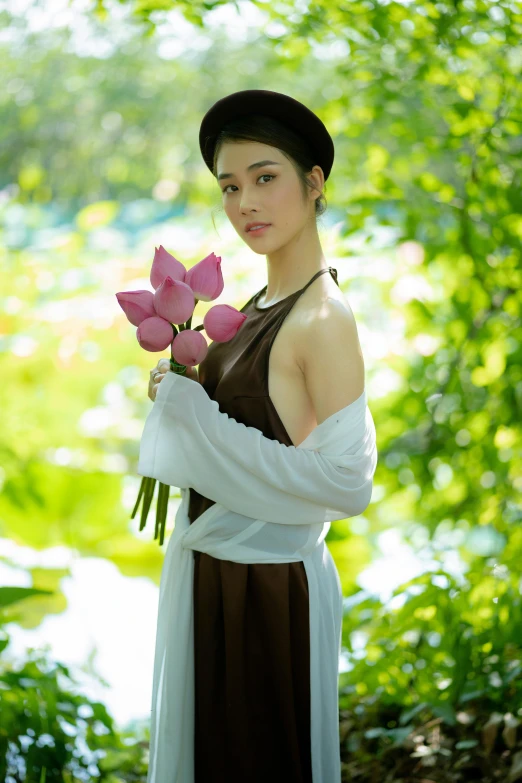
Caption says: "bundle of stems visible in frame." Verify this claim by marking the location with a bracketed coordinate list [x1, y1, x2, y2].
[130, 357, 188, 546]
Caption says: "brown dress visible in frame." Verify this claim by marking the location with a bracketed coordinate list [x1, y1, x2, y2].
[188, 266, 340, 782]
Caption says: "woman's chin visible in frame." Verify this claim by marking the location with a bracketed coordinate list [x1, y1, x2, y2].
[244, 235, 275, 251]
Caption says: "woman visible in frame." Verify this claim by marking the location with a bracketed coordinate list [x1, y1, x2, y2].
[144, 90, 374, 783]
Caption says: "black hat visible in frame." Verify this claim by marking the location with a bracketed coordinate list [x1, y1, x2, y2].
[199, 89, 335, 181]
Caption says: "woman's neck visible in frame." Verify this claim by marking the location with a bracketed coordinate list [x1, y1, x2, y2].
[262, 225, 326, 304]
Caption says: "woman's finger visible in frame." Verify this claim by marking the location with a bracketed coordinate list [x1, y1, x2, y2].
[148, 362, 168, 401]
[148, 360, 199, 401]
[157, 358, 170, 373]
[151, 377, 165, 399]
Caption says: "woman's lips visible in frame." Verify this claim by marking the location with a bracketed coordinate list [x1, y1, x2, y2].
[248, 224, 271, 236]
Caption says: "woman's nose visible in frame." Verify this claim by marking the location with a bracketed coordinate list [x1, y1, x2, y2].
[239, 188, 261, 212]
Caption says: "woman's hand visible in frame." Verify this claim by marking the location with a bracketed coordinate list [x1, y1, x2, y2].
[148, 359, 199, 401]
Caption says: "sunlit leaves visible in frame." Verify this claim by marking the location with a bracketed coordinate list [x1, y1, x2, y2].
[1, 2, 521, 774]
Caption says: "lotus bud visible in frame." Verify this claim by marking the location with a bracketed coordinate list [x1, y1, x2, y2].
[185, 252, 224, 302]
[203, 304, 248, 342]
[115, 290, 156, 327]
[150, 245, 187, 290]
[172, 329, 209, 367]
[136, 315, 174, 352]
[153, 276, 195, 325]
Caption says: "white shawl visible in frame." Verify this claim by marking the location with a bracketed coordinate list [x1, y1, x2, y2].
[137, 370, 378, 783]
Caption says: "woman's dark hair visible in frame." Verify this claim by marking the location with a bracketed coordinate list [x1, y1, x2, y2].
[211, 113, 328, 229]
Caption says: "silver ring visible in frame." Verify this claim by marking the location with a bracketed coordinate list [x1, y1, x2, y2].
[152, 371, 162, 383]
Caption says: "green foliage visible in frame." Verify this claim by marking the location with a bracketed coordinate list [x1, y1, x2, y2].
[0, 591, 148, 782]
[338, 565, 522, 781]
[0, 587, 53, 654]
[0, 647, 148, 783]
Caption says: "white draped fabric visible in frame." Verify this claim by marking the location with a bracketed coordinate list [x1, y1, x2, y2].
[137, 370, 378, 783]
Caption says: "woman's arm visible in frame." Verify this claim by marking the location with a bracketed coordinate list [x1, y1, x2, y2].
[138, 371, 375, 524]
[296, 299, 365, 427]
[138, 309, 377, 525]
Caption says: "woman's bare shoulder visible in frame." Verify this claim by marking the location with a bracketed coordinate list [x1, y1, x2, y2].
[291, 271, 353, 330]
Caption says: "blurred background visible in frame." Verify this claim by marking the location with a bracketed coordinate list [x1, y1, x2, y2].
[1, 0, 521, 780]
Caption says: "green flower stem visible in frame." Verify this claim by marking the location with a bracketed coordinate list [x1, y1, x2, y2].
[140, 476, 156, 531]
[131, 477, 146, 523]
[156, 481, 170, 546]
[131, 313, 200, 545]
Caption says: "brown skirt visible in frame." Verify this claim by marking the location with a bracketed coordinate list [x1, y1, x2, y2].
[193, 551, 313, 783]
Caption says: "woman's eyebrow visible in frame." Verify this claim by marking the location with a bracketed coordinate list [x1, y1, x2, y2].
[217, 160, 281, 182]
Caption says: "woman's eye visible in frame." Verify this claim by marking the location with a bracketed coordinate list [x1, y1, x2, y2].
[222, 174, 275, 194]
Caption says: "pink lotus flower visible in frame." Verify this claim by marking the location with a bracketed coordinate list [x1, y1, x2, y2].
[185, 252, 224, 302]
[115, 290, 156, 327]
[117, 243, 249, 547]
[204, 304, 248, 342]
[136, 316, 174, 351]
[172, 329, 209, 366]
[153, 276, 195, 325]
[150, 245, 186, 290]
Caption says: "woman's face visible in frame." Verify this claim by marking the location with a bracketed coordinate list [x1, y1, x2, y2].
[216, 141, 319, 252]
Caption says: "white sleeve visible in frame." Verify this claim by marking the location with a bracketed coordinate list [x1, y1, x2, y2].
[137, 371, 377, 525]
